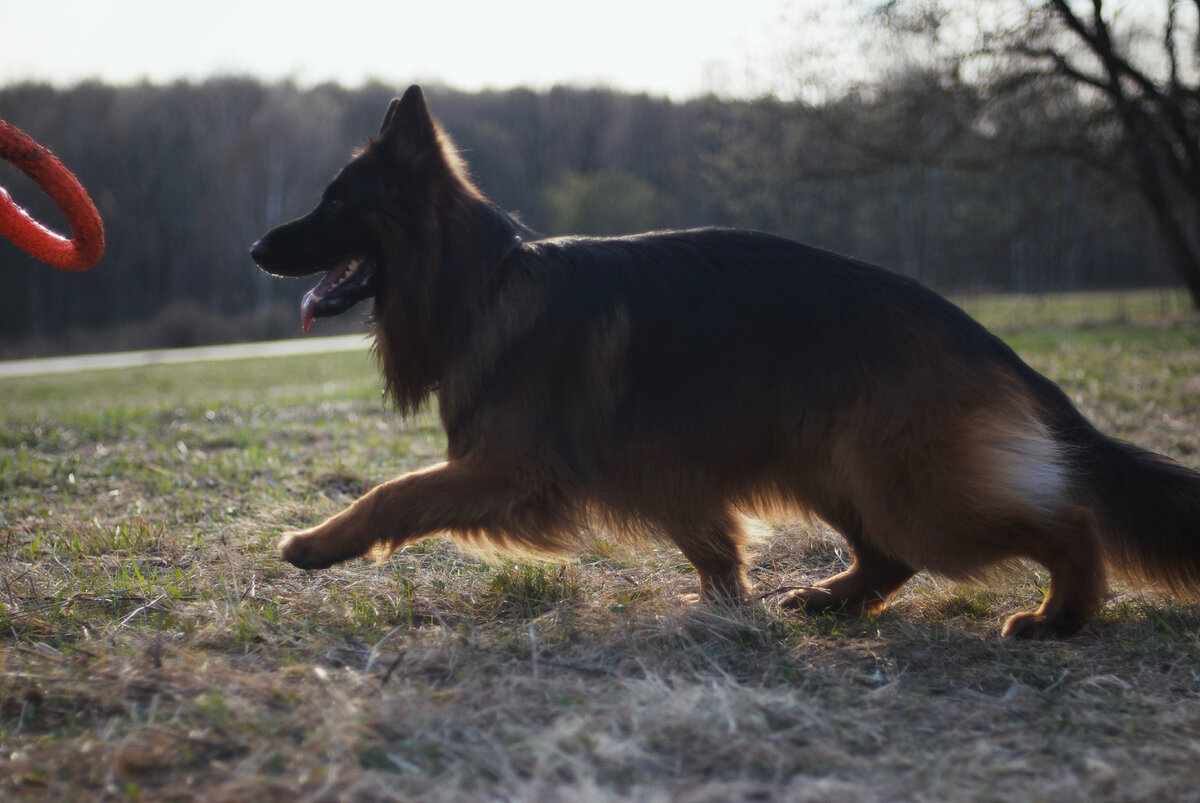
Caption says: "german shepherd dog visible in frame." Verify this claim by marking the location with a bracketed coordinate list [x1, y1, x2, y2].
[250, 86, 1200, 639]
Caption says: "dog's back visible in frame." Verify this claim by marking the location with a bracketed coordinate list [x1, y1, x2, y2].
[448, 227, 1047, 492]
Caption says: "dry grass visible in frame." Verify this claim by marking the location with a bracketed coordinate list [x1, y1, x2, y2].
[3, 290, 1200, 801]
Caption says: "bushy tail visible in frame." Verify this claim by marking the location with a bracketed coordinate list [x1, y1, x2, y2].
[1071, 426, 1200, 596]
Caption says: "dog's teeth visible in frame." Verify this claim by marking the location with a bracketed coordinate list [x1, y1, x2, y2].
[334, 259, 361, 288]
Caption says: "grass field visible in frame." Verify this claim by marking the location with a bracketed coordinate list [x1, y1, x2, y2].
[3, 289, 1200, 801]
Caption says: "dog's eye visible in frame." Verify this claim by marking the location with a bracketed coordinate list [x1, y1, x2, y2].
[326, 198, 345, 214]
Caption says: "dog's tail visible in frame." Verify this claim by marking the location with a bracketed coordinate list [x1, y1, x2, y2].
[1063, 415, 1200, 595]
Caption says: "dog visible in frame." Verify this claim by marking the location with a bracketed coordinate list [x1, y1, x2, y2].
[250, 85, 1200, 638]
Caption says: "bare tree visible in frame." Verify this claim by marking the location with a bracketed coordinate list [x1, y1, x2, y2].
[879, 0, 1200, 303]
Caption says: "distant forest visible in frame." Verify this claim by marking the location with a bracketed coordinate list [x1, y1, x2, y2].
[0, 77, 1173, 357]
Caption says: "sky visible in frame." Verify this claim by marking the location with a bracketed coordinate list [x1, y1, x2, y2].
[0, 0, 845, 99]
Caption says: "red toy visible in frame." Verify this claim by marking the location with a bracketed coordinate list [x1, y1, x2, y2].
[0, 119, 104, 270]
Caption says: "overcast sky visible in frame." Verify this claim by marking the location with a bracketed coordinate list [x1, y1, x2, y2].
[0, 0, 851, 99]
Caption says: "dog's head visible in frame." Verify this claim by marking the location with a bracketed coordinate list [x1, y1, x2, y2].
[249, 85, 462, 332]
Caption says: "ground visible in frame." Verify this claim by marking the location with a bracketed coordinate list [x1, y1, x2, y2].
[2, 289, 1199, 801]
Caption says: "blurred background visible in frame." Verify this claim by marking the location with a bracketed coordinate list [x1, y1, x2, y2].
[1, 0, 1196, 357]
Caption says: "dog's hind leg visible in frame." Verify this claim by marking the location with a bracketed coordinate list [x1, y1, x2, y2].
[779, 533, 916, 616]
[1001, 507, 1107, 639]
[279, 458, 572, 570]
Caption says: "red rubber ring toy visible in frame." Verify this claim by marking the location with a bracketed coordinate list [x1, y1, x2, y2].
[0, 119, 104, 271]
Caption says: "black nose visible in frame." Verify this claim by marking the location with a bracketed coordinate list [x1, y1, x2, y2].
[249, 239, 266, 265]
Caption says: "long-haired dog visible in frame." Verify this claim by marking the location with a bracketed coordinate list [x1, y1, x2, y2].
[250, 86, 1200, 638]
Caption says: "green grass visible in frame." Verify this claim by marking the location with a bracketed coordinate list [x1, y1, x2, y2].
[2, 289, 1200, 800]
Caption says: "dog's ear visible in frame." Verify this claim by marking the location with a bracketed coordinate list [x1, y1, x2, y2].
[379, 85, 437, 152]
[379, 98, 403, 136]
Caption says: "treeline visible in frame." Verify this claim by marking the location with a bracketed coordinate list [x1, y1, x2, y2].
[0, 77, 1172, 356]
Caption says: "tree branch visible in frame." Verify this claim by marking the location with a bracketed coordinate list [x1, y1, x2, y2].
[1011, 44, 1110, 93]
[1047, 0, 1200, 194]
[1193, 0, 1200, 62]
[1165, 0, 1181, 91]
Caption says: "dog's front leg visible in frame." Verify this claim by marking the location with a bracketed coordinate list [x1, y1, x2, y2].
[279, 458, 561, 570]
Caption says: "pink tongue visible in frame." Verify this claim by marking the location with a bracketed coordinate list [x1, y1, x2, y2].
[299, 290, 318, 333]
[299, 259, 354, 333]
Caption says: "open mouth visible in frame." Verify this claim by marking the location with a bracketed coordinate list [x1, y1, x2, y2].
[299, 256, 377, 332]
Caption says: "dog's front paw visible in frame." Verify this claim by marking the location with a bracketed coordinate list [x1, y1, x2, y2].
[778, 586, 837, 612]
[279, 532, 336, 570]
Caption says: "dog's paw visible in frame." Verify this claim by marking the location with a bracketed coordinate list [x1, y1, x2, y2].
[278, 532, 334, 570]
[778, 586, 836, 612]
[1001, 611, 1085, 640]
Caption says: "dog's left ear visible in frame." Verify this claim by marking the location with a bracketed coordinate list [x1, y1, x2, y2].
[379, 85, 437, 153]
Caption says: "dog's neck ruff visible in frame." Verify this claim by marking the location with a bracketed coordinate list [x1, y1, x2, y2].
[499, 234, 523, 266]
